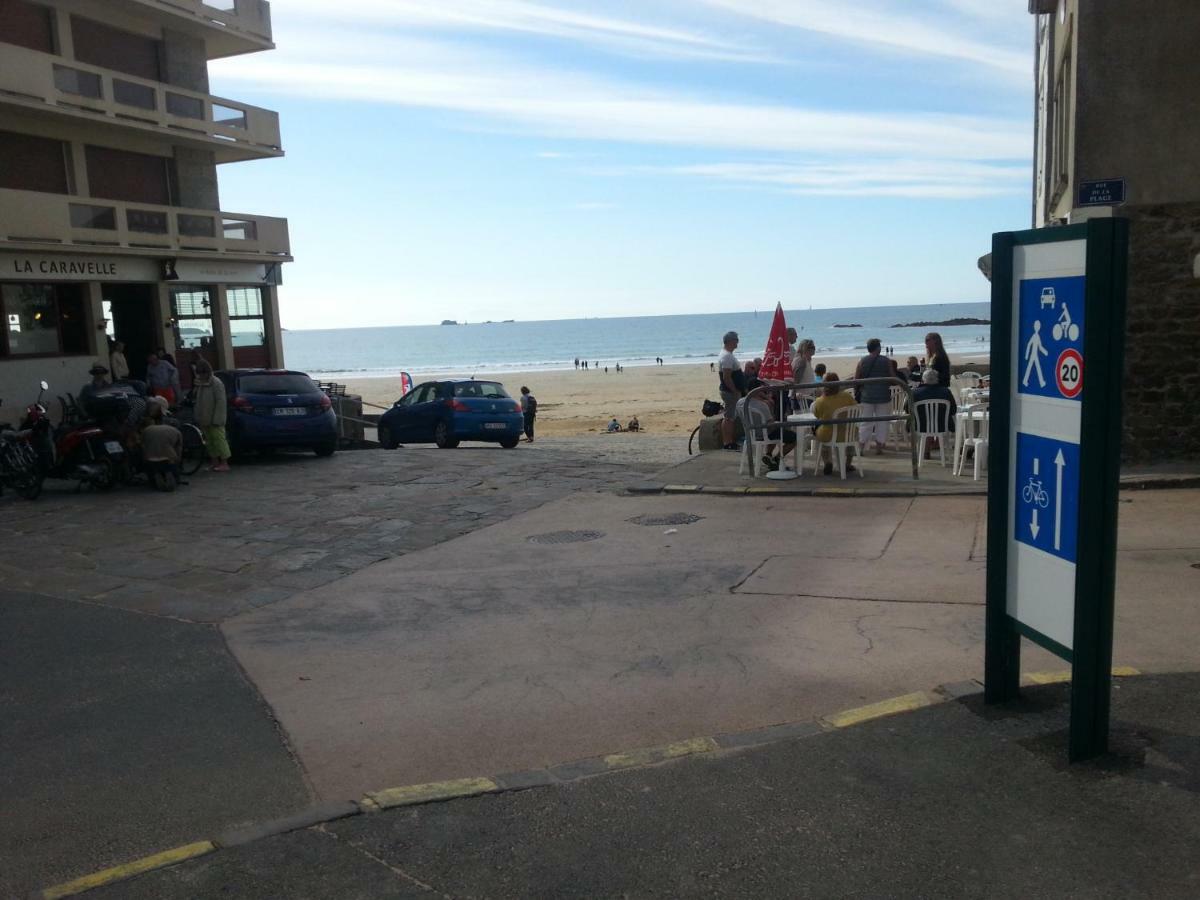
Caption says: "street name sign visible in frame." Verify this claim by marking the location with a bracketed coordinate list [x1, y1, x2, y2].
[985, 219, 1129, 762]
[1078, 178, 1126, 207]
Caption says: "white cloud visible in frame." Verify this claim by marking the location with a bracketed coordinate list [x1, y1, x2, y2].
[277, 0, 772, 63]
[218, 47, 1027, 160]
[695, 0, 1030, 77]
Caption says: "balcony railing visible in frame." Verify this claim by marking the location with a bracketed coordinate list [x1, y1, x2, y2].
[129, 0, 273, 52]
[0, 44, 281, 161]
[0, 189, 291, 258]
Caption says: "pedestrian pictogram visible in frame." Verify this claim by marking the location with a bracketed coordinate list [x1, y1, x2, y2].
[1023, 320, 1048, 388]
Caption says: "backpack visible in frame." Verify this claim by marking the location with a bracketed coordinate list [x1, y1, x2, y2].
[526, 395, 537, 414]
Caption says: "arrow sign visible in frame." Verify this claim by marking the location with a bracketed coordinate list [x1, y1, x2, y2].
[1031, 508, 1040, 540]
[1054, 449, 1065, 550]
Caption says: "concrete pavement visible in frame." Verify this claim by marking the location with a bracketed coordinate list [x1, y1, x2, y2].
[87, 672, 1200, 899]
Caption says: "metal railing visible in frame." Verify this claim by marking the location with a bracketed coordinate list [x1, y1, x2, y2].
[741, 376, 920, 479]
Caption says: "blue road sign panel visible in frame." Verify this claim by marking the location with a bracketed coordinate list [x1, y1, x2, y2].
[1078, 179, 1126, 207]
[1018, 275, 1085, 402]
[1014, 431, 1080, 564]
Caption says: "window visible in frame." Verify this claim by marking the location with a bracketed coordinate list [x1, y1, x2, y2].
[1050, 50, 1072, 208]
[227, 286, 265, 348]
[453, 382, 510, 400]
[1, 283, 88, 357]
[71, 16, 161, 82]
[0, 131, 69, 194]
[171, 287, 214, 350]
[85, 145, 174, 206]
[0, 0, 55, 53]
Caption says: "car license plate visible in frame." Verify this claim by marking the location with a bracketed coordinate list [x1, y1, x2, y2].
[104, 441, 122, 454]
[273, 407, 306, 416]
[483, 422, 508, 430]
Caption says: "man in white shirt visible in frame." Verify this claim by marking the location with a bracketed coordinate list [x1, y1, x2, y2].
[717, 331, 743, 450]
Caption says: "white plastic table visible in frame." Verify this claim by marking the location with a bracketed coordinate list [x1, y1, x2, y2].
[953, 406, 989, 475]
[766, 412, 817, 480]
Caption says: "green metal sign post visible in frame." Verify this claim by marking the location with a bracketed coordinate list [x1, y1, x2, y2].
[985, 218, 1129, 762]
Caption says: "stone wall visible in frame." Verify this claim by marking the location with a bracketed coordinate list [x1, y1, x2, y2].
[1122, 203, 1200, 461]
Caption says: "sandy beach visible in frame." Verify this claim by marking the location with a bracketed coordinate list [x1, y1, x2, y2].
[341, 352, 991, 439]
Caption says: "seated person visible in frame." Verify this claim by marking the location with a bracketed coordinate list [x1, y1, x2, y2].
[606, 417, 621, 432]
[811, 372, 858, 475]
[627, 416, 640, 432]
[735, 389, 796, 472]
[905, 356, 923, 383]
[813, 363, 827, 380]
[78, 364, 110, 414]
[909, 367, 957, 433]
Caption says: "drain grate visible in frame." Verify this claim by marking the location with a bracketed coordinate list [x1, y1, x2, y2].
[527, 530, 605, 545]
[627, 513, 705, 527]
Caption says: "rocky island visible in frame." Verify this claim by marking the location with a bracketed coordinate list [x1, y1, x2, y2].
[889, 317, 989, 328]
[832, 323, 862, 328]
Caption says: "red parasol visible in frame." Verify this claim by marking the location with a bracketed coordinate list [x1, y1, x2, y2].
[758, 303, 792, 382]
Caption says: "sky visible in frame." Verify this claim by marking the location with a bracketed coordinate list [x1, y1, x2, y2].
[210, 0, 1036, 329]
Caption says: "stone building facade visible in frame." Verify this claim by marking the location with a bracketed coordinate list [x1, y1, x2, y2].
[1029, 0, 1200, 461]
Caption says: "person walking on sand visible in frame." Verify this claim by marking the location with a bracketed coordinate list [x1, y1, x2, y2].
[520, 386, 537, 442]
[193, 360, 231, 471]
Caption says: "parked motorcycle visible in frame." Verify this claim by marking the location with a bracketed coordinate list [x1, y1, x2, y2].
[0, 399, 43, 500]
[21, 380, 124, 491]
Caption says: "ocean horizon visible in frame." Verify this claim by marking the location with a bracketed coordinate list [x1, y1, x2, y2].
[283, 302, 991, 380]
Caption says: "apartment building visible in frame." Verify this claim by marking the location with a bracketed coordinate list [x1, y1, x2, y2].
[0, 0, 290, 419]
[1029, 0, 1200, 460]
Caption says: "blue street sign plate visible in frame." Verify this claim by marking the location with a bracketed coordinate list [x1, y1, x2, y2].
[1014, 431, 1080, 564]
[1078, 179, 1125, 207]
[1018, 275, 1085, 402]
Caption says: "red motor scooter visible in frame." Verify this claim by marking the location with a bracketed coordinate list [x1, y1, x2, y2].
[21, 380, 124, 491]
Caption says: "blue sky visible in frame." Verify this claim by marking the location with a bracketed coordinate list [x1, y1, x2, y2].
[211, 0, 1034, 329]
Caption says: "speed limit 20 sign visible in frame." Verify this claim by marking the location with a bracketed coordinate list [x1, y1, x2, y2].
[1057, 348, 1083, 399]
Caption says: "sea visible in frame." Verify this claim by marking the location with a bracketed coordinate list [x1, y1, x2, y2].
[283, 302, 991, 380]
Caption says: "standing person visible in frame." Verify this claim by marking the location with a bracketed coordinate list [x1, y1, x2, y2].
[193, 360, 231, 472]
[784, 326, 798, 365]
[155, 345, 177, 368]
[854, 338, 892, 456]
[925, 332, 951, 386]
[792, 339, 817, 386]
[109, 341, 130, 382]
[519, 386, 537, 443]
[574, 357, 579, 370]
[145, 352, 181, 406]
[718, 330, 743, 450]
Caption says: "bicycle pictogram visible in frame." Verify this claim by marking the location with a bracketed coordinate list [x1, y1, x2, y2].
[1022, 476, 1050, 509]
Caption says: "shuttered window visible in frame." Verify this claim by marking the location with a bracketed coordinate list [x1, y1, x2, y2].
[85, 145, 174, 206]
[0, 0, 55, 53]
[71, 15, 161, 82]
[0, 130, 69, 194]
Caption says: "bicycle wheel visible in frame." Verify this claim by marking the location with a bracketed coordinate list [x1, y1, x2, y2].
[689, 425, 701, 455]
[179, 423, 207, 476]
[1021, 484, 1034, 504]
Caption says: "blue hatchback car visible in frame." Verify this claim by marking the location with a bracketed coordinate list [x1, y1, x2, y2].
[216, 369, 338, 457]
[377, 379, 523, 449]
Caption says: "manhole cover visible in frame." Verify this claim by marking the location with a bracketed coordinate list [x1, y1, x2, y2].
[627, 513, 705, 527]
[527, 530, 605, 545]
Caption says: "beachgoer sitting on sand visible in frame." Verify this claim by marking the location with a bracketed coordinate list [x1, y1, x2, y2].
[606, 417, 621, 432]
[812, 373, 857, 476]
[627, 416, 640, 432]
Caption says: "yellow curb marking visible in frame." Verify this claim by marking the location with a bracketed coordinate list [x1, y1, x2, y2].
[823, 692, 933, 728]
[604, 737, 719, 769]
[365, 777, 499, 811]
[1026, 666, 1141, 685]
[42, 841, 215, 899]
[816, 488, 855, 494]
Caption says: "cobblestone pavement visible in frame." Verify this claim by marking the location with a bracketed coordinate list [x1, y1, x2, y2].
[0, 446, 662, 624]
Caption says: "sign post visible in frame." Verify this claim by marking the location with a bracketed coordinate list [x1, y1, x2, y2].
[985, 218, 1129, 761]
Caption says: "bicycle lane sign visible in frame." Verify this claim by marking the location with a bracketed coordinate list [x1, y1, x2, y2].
[1014, 431, 1080, 562]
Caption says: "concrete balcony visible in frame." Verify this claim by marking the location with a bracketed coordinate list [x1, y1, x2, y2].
[0, 188, 291, 260]
[128, 0, 274, 58]
[0, 44, 281, 163]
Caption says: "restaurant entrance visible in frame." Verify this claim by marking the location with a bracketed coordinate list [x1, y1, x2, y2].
[102, 283, 157, 381]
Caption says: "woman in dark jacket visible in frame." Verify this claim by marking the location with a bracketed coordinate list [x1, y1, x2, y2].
[925, 332, 951, 386]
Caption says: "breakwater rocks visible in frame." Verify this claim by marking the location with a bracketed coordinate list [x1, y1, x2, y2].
[889, 317, 990, 328]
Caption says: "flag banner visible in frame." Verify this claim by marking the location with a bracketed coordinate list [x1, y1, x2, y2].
[399, 372, 414, 397]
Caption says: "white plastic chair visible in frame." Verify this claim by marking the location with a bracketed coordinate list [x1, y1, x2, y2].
[914, 399, 952, 468]
[739, 401, 785, 478]
[957, 371, 983, 387]
[887, 385, 909, 451]
[955, 408, 990, 480]
[812, 405, 865, 479]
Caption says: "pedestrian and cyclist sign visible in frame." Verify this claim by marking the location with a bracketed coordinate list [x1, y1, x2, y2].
[986, 218, 1129, 762]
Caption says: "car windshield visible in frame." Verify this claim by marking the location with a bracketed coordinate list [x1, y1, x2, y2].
[239, 374, 320, 395]
[451, 382, 510, 400]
